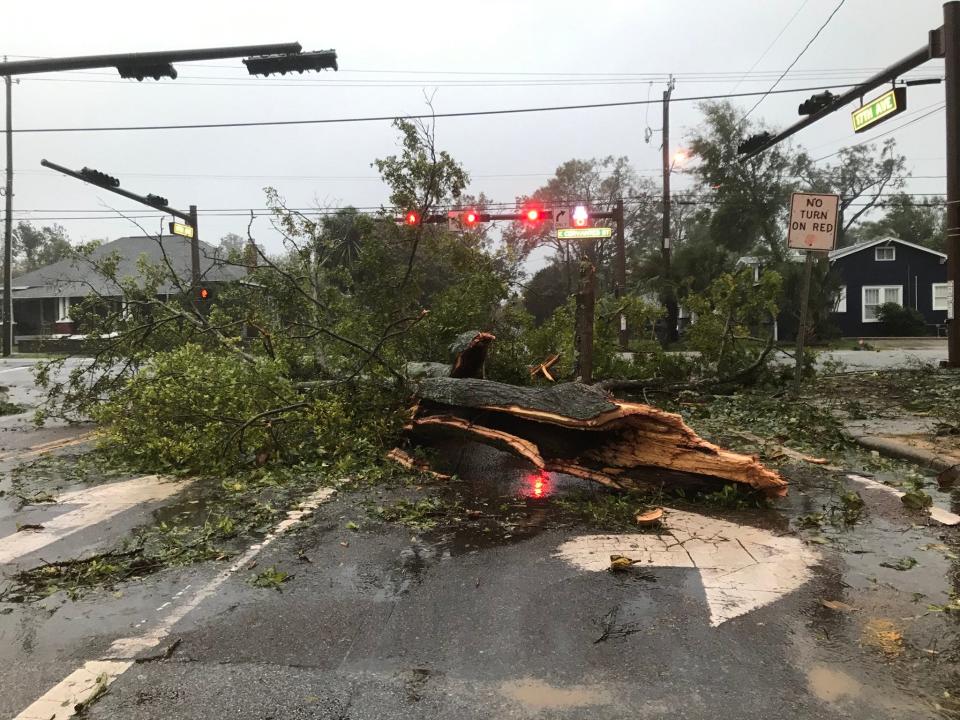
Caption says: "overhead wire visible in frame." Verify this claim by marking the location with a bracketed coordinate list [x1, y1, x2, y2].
[9, 81, 898, 134]
[728, 0, 811, 94]
[741, 0, 847, 121]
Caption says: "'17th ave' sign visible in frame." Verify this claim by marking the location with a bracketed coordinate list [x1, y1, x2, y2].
[852, 87, 906, 133]
[787, 192, 839, 252]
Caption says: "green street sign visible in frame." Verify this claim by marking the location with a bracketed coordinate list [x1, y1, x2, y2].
[851, 88, 906, 133]
[556, 227, 613, 240]
[169, 221, 195, 239]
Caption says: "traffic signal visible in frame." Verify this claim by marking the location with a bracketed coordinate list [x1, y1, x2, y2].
[198, 287, 210, 301]
[462, 209, 480, 228]
[522, 205, 545, 224]
[243, 50, 338, 77]
[404, 210, 421, 226]
[80, 167, 120, 188]
[798, 91, 837, 116]
[145, 193, 169, 209]
[737, 131, 774, 155]
[571, 205, 590, 228]
[116, 62, 177, 81]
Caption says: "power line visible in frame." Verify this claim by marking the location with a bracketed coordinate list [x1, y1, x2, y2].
[741, 0, 847, 121]
[11, 82, 873, 134]
[11, 191, 947, 222]
[729, 0, 811, 95]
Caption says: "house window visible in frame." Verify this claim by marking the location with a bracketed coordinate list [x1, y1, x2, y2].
[862, 285, 902, 322]
[933, 282, 951, 311]
[57, 296, 71, 322]
[875, 246, 895, 261]
[833, 286, 847, 313]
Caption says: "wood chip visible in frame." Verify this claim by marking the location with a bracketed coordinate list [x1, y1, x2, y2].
[634, 508, 664, 526]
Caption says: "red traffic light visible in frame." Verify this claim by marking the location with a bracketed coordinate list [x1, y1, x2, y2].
[404, 210, 421, 226]
[523, 205, 544, 223]
[199, 287, 210, 300]
[462, 209, 479, 227]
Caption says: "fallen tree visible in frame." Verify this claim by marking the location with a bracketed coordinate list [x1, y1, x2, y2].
[391, 332, 787, 498]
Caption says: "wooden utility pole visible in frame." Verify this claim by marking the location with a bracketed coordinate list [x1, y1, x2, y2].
[3, 71, 12, 357]
[614, 198, 628, 349]
[945, 1, 960, 366]
[661, 76, 678, 344]
[574, 252, 596, 383]
[189, 204, 201, 288]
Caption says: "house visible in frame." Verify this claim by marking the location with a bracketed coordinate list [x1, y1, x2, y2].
[828, 236, 948, 336]
[7, 234, 246, 340]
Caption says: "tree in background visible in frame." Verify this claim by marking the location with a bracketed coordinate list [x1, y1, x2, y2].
[12, 222, 72, 275]
[218, 232, 246, 254]
[794, 138, 907, 245]
[849, 192, 945, 251]
[688, 101, 799, 260]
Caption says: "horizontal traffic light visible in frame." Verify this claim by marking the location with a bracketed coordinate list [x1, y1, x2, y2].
[80, 166, 120, 188]
[798, 91, 837, 116]
[738, 131, 774, 155]
[116, 62, 177, 81]
[145, 193, 169, 209]
[243, 50, 338, 77]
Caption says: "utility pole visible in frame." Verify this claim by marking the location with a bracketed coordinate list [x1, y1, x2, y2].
[661, 75, 678, 344]
[615, 198, 628, 349]
[574, 250, 596, 383]
[946, 1, 960, 366]
[188, 205, 200, 287]
[3, 71, 12, 357]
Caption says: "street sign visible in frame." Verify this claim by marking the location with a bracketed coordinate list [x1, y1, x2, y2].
[787, 192, 839, 252]
[851, 87, 906, 133]
[557, 227, 612, 240]
[169, 221, 195, 239]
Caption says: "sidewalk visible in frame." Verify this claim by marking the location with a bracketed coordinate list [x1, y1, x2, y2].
[844, 415, 960, 480]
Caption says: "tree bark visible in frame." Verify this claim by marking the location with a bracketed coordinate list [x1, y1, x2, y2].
[399, 377, 787, 497]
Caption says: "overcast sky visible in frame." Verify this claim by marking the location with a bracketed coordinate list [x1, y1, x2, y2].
[1, 0, 949, 257]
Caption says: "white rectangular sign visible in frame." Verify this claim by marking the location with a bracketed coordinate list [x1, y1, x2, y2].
[787, 192, 840, 252]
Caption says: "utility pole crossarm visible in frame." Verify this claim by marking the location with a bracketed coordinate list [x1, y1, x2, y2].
[40, 159, 189, 221]
[739, 39, 939, 160]
[0, 43, 303, 76]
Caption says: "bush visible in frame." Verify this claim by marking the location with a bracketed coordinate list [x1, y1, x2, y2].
[875, 302, 927, 336]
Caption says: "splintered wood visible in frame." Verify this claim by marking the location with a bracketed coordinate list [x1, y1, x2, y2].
[395, 377, 787, 498]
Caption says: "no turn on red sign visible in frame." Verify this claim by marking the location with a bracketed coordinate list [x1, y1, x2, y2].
[787, 192, 840, 252]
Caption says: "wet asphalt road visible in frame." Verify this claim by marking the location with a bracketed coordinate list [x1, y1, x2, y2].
[1, 447, 959, 719]
[1, 356, 960, 718]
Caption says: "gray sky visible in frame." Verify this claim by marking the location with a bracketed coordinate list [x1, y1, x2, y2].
[2, 0, 949, 256]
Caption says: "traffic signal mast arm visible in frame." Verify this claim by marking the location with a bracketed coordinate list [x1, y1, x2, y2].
[739, 29, 942, 159]
[0, 43, 302, 76]
[40, 159, 190, 221]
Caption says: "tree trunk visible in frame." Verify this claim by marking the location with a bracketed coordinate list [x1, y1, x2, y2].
[399, 377, 787, 497]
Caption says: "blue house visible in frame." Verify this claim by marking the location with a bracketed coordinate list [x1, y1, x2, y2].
[828, 236, 948, 336]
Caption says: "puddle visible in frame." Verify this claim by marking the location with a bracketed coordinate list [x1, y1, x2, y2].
[807, 665, 862, 702]
[499, 677, 613, 711]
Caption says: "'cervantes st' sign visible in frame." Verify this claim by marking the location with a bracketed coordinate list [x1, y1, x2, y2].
[787, 192, 839, 252]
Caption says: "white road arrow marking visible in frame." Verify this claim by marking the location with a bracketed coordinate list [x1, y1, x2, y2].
[0, 475, 188, 564]
[554, 508, 819, 626]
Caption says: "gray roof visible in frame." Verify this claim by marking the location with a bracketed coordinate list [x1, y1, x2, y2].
[9, 235, 246, 299]
[828, 235, 947, 262]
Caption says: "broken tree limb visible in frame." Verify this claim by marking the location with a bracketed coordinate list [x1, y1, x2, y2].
[596, 334, 777, 394]
[401, 377, 787, 497]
